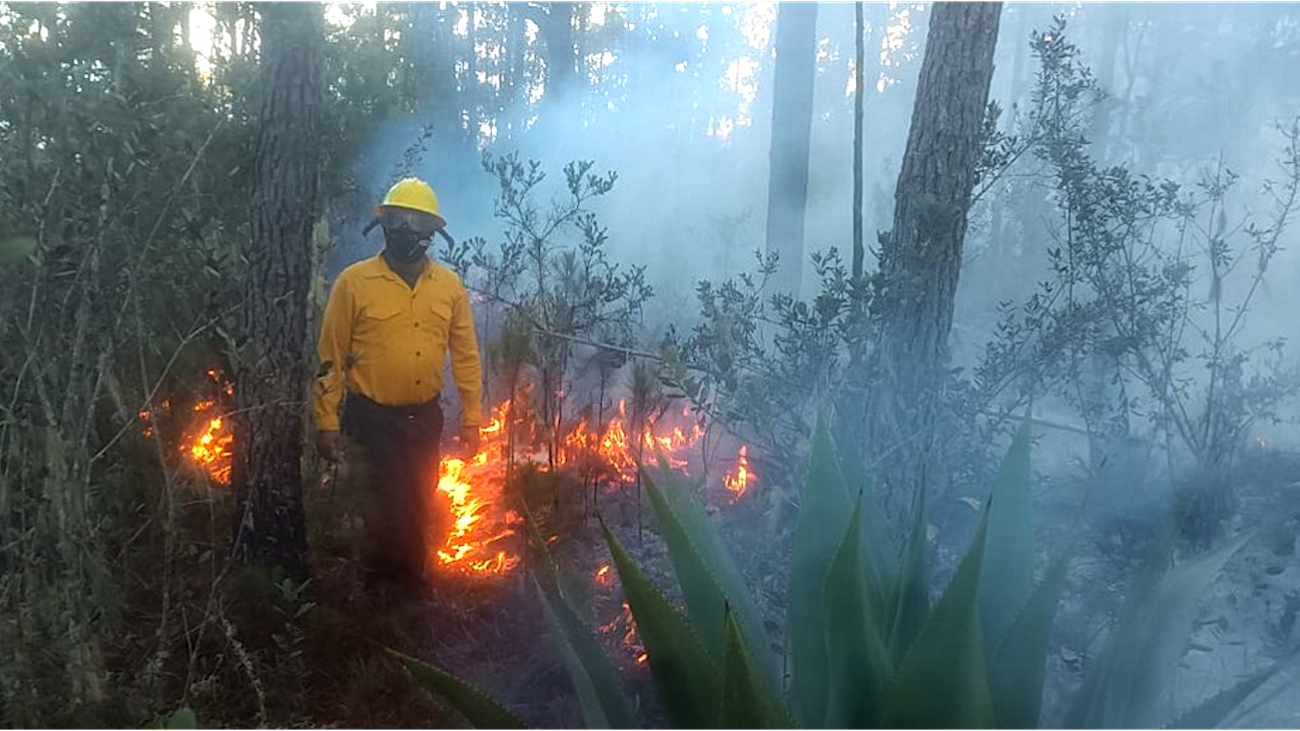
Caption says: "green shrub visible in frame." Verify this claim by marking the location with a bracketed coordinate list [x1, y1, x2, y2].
[395, 418, 1288, 728]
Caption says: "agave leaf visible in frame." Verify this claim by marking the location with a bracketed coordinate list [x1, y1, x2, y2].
[822, 497, 893, 728]
[988, 544, 1074, 728]
[1071, 533, 1249, 729]
[888, 479, 930, 666]
[388, 649, 526, 729]
[980, 419, 1035, 652]
[719, 607, 794, 729]
[1163, 648, 1298, 730]
[165, 707, 197, 730]
[535, 576, 638, 729]
[605, 524, 723, 728]
[789, 415, 853, 726]
[642, 462, 778, 686]
[840, 449, 897, 621]
[884, 505, 996, 729]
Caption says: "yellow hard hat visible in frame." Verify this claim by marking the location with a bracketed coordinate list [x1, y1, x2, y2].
[377, 177, 445, 228]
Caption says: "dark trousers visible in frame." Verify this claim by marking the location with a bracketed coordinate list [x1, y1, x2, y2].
[341, 394, 444, 581]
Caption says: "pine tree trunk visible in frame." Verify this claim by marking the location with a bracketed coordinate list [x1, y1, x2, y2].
[865, 2, 1002, 510]
[852, 3, 866, 279]
[232, 2, 324, 579]
[764, 1, 818, 297]
[1090, 4, 1128, 162]
[467, 4, 478, 140]
[545, 2, 577, 101]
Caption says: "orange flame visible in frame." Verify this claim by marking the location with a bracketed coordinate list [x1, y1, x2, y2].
[597, 599, 647, 665]
[560, 400, 705, 484]
[161, 366, 757, 578]
[723, 445, 753, 501]
[182, 396, 233, 485]
[431, 402, 521, 576]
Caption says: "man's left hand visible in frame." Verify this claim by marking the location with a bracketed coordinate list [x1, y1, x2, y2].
[458, 425, 481, 455]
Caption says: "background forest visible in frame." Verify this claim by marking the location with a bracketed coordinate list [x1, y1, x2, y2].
[2, 2, 1300, 728]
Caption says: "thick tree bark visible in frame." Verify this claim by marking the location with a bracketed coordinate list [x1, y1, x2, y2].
[865, 2, 1002, 507]
[232, 2, 324, 579]
[764, 2, 818, 297]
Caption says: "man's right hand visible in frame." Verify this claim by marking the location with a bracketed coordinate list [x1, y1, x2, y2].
[316, 430, 343, 463]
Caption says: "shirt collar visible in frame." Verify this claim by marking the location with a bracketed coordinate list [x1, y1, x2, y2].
[363, 252, 436, 283]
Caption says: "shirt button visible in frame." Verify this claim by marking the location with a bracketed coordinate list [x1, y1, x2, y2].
[416, 351, 421, 356]
[416, 379, 422, 385]
[414, 322, 420, 328]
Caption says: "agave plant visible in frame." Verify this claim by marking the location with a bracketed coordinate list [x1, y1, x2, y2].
[393, 417, 1290, 729]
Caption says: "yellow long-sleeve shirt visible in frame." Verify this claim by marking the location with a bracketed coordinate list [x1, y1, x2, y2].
[313, 254, 483, 432]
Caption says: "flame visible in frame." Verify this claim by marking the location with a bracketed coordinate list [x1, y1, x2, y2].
[560, 399, 705, 485]
[159, 366, 757, 578]
[167, 372, 236, 485]
[432, 401, 521, 576]
[723, 445, 753, 501]
[619, 601, 647, 664]
[156, 364, 759, 585]
[597, 599, 647, 665]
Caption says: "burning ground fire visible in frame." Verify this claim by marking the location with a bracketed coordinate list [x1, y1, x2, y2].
[594, 564, 648, 664]
[724, 444, 752, 500]
[432, 402, 523, 576]
[432, 396, 757, 576]
[139, 369, 235, 485]
[144, 371, 754, 667]
[148, 372, 757, 583]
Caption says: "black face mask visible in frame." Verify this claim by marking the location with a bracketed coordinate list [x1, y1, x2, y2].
[382, 224, 431, 263]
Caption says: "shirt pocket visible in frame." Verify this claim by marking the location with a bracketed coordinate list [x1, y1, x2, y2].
[362, 304, 403, 324]
[357, 304, 403, 343]
[427, 300, 453, 331]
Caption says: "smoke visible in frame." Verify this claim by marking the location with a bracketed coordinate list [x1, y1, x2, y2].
[334, 3, 932, 311]
[333, 2, 1300, 474]
[308, 9, 1300, 724]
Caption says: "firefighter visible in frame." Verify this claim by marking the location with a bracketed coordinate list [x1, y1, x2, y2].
[313, 177, 483, 586]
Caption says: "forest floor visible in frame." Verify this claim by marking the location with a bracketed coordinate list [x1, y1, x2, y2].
[1038, 446, 1300, 728]
[92, 460, 681, 729]
[78, 440, 1300, 729]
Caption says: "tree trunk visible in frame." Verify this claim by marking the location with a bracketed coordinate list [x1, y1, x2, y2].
[467, 4, 478, 138]
[503, 3, 527, 142]
[544, 2, 577, 101]
[852, 2, 866, 280]
[232, 2, 324, 579]
[1090, 3, 1128, 162]
[990, 4, 1029, 260]
[764, 2, 818, 297]
[865, 2, 1002, 510]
